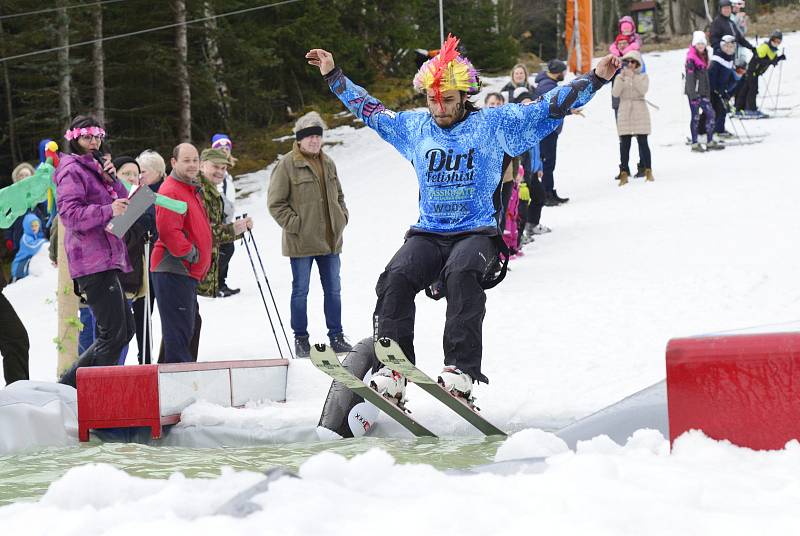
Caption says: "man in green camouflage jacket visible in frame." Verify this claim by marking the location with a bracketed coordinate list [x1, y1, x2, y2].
[197, 148, 252, 298]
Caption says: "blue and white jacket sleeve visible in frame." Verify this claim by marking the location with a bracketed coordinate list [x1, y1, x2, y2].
[324, 67, 417, 160]
[495, 71, 609, 157]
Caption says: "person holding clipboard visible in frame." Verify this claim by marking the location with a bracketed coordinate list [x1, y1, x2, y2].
[55, 115, 135, 387]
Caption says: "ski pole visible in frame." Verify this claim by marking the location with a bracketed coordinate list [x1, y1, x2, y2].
[246, 224, 294, 359]
[760, 65, 774, 110]
[143, 232, 153, 364]
[240, 219, 285, 360]
[774, 58, 783, 112]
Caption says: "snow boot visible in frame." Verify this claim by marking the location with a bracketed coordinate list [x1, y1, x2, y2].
[706, 140, 726, 151]
[645, 169, 654, 182]
[531, 223, 552, 235]
[438, 366, 474, 399]
[329, 333, 353, 354]
[618, 170, 629, 186]
[370, 367, 407, 404]
[635, 164, 646, 178]
[552, 190, 570, 204]
[544, 192, 560, 207]
[691, 142, 706, 153]
[217, 285, 240, 298]
[295, 335, 311, 358]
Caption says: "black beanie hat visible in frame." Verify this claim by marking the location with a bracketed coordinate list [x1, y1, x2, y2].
[112, 156, 140, 174]
[547, 59, 567, 74]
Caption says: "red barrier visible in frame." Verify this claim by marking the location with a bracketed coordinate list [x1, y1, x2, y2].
[666, 332, 800, 450]
[77, 359, 289, 441]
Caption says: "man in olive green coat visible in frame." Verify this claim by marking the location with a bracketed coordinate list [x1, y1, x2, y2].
[199, 148, 252, 298]
[267, 111, 351, 357]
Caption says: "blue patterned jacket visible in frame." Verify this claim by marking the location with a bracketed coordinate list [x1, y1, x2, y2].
[325, 68, 607, 233]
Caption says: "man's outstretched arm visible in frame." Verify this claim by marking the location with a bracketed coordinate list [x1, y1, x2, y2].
[497, 54, 620, 156]
[306, 48, 414, 158]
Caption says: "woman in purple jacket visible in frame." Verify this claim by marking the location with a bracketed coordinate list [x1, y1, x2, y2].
[55, 115, 135, 387]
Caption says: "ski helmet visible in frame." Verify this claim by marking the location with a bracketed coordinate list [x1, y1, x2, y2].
[413, 34, 481, 107]
[770, 30, 783, 42]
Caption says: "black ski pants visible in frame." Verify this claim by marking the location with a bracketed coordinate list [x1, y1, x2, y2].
[218, 242, 235, 288]
[59, 270, 135, 388]
[0, 291, 30, 385]
[372, 230, 496, 383]
[735, 73, 759, 112]
[525, 173, 545, 227]
[540, 131, 559, 194]
[132, 286, 155, 364]
[619, 135, 651, 173]
[499, 181, 513, 233]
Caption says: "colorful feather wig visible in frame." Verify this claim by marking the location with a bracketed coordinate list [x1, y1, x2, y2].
[413, 34, 480, 107]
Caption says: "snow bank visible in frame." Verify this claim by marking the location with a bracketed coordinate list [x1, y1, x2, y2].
[3, 432, 800, 535]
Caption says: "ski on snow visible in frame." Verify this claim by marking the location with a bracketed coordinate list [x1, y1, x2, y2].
[309, 343, 436, 438]
[373, 338, 507, 437]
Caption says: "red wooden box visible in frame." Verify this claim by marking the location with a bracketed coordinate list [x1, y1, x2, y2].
[666, 332, 800, 450]
[77, 359, 289, 441]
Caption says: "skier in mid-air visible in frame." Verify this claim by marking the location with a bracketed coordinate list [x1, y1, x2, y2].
[306, 35, 620, 406]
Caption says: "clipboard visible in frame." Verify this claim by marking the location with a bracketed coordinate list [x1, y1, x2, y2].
[106, 185, 156, 238]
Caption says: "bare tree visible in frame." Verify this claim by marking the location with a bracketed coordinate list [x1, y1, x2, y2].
[57, 0, 72, 130]
[203, 1, 231, 132]
[174, 0, 191, 142]
[92, 8, 106, 125]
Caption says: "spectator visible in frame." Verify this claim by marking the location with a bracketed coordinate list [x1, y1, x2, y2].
[268, 111, 352, 357]
[197, 148, 252, 299]
[611, 16, 641, 55]
[710, 0, 754, 56]
[4, 163, 39, 261]
[686, 32, 723, 152]
[151, 143, 212, 363]
[0, 269, 29, 385]
[11, 163, 35, 183]
[133, 149, 167, 363]
[114, 156, 156, 364]
[735, 30, 785, 116]
[534, 59, 572, 205]
[209, 134, 241, 297]
[55, 115, 135, 387]
[500, 64, 533, 105]
[483, 92, 504, 109]
[709, 35, 739, 137]
[612, 50, 653, 185]
[511, 89, 550, 243]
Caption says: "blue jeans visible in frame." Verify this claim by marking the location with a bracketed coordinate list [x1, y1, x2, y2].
[290, 254, 343, 338]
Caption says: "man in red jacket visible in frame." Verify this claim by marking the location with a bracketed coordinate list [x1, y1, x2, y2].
[151, 143, 213, 362]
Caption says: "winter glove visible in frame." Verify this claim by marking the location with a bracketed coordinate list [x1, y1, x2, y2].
[778, 53, 786, 62]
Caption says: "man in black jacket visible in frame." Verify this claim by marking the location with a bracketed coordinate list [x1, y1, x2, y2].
[710, 0, 754, 55]
[0, 269, 30, 385]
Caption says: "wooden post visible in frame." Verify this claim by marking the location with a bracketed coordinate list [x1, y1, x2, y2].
[56, 218, 79, 377]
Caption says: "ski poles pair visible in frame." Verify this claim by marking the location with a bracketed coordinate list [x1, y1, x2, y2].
[718, 93, 752, 144]
[239, 214, 295, 359]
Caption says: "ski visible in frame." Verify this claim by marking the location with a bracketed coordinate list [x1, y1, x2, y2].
[374, 338, 507, 437]
[309, 343, 436, 438]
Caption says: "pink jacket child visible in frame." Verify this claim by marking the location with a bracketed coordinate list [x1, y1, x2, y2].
[503, 179, 522, 259]
[609, 16, 642, 56]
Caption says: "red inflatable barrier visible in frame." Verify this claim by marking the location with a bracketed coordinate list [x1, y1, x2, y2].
[666, 332, 800, 450]
[77, 359, 289, 441]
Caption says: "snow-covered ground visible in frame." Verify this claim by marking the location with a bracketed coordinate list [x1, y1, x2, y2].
[2, 34, 800, 532]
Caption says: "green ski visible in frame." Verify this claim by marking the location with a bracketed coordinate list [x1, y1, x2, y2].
[374, 338, 506, 437]
[309, 343, 436, 438]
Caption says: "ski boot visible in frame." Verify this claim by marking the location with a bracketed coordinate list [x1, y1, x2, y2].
[438, 366, 477, 409]
[370, 367, 408, 407]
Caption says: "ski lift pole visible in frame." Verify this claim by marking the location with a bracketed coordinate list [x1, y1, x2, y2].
[246, 224, 294, 359]
[240, 218, 285, 359]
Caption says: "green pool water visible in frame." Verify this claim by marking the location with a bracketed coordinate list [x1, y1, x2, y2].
[0, 436, 506, 506]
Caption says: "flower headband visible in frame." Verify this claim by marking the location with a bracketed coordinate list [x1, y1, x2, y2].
[64, 126, 106, 141]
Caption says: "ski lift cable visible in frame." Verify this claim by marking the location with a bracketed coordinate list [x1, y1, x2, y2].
[0, 0, 305, 63]
[0, 0, 130, 21]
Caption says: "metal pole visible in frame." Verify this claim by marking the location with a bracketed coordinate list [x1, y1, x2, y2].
[143, 233, 152, 364]
[774, 59, 783, 111]
[439, 0, 444, 44]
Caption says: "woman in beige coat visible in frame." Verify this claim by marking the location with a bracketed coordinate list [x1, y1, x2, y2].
[612, 50, 653, 185]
